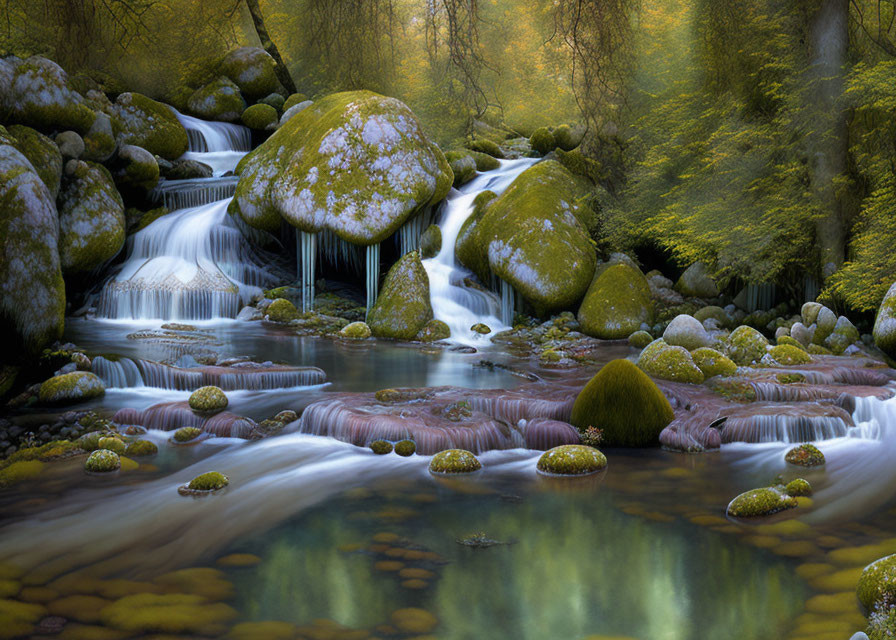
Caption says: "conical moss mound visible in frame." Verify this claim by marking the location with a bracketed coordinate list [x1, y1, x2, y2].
[570, 359, 674, 447]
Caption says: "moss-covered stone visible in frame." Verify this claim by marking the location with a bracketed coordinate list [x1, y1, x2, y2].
[690, 347, 737, 378]
[370, 439, 393, 454]
[807, 343, 833, 355]
[628, 330, 653, 348]
[188, 76, 246, 123]
[694, 305, 730, 327]
[186, 471, 229, 491]
[416, 319, 450, 342]
[232, 91, 452, 243]
[7, 125, 62, 197]
[0, 596, 47, 637]
[114, 144, 159, 190]
[188, 386, 228, 412]
[726, 487, 798, 517]
[663, 314, 712, 350]
[106, 92, 188, 160]
[638, 344, 704, 383]
[812, 305, 838, 345]
[0, 460, 44, 489]
[82, 111, 116, 162]
[420, 224, 442, 259]
[97, 436, 126, 454]
[266, 298, 298, 323]
[241, 103, 278, 131]
[537, 444, 607, 475]
[777, 372, 806, 384]
[466, 149, 501, 171]
[471, 323, 491, 335]
[579, 262, 652, 339]
[259, 93, 286, 111]
[39, 372, 105, 404]
[776, 335, 807, 351]
[338, 321, 372, 339]
[726, 325, 770, 365]
[874, 282, 896, 359]
[825, 315, 860, 354]
[394, 439, 416, 456]
[552, 124, 583, 151]
[858, 555, 896, 611]
[529, 127, 556, 155]
[221, 47, 278, 99]
[84, 449, 120, 473]
[785, 478, 812, 497]
[283, 93, 308, 111]
[465, 138, 504, 158]
[125, 440, 158, 457]
[173, 426, 203, 443]
[445, 150, 477, 186]
[675, 262, 719, 298]
[785, 443, 825, 467]
[8, 56, 95, 133]
[429, 449, 482, 474]
[55, 130, 84, 159]
[368, 251, 434, 340]
[769, 344, 812, 365]
[58, 160, 125, 273]
[99, 592, 237, 633]
[571, 359, 674, 447]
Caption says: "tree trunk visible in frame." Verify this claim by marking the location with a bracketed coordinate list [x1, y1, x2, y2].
[244, 0, 297, 94]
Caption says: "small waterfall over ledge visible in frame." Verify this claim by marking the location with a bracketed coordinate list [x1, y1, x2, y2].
[422, 158, 537, 344]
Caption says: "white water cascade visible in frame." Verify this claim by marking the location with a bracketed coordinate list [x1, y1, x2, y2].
[423, 158, 537, 344]
[174, 109, 252, 176]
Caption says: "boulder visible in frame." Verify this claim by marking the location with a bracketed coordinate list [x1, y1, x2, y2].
[445, 150, 477, 186]
[82, 111, 116, 162]
[529, 127, 556, 155]
[54, 130, 84, 159]
[7, 125, 62, 197]
[7, 56, 95, 133]
[279, 100, 312, 127]
[259, 93, 285, 111]
[727, 487, 798, 518]
[690, 347, 737, 378]
[874, 282, 896, 358]
[188, 76, 247, 123]
[221, 47, 278, 99]
[106, 92, 188, 160]
[825, 315, 860, 354]
[165, 159, 213, 180]
[637, 343, 704, 383]
[662, 314, 711, 350]
[113, 144, 159, 190]
[674, 262, 719, 298]
[813, 305, 837, 345]
[725, 325, 769, 365]
[39, 372, 105, 404]
[419, 224, 442, 259]
[455, 190, 497, 281]
[578, 262, 652, 339]
[241, 103, 278, 131]
[368, 251, 433, 340]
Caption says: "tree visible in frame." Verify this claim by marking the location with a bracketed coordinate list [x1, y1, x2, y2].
[244, 0, 296, 94]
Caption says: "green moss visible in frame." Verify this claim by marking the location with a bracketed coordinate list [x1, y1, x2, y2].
[266, 298, 298, 323]
[571, 359, 674, 447]
[125, 440, 158, 456]
[858, 555, 896, 611]
[116, 144, 159, 190]
[628, 330, 653, 348]
[726, 487, 798, 517]
[241, 103, 278, 130]
[394, 440, 416, 456]
[84, 450, 120, 473]
[785, 443, 825, 467]
[106, 92, 189, 160]
[420, 224, 442, 259]
[173, 427, 203, 443]
[134, 207, 170, 232]
[445, 150, 477, 186]
[776, 335, 806, 350]
[368, 251, 434, 340]
[807, 343, 833, 355]
[553, 124, 582, 151]
[726, 325, 770, 365]
[98, 592, 237, 633]
[369, 440, 393, 455]
[0, 460, 44, 488]
[221, 46, 278, 98]
[555, 148, 602, 183]
[777, 372, 806, 384]
[690, 347, 737, 378]
[187, 471, 229, 491]
[188, 76, 246, 122]
[7, 125, 62, 197]
[579, 263, 652, 339]
[338, 321, 371, 339]
[867, 606, 896, 640]
[464, 138, 504, 158]
[638, 344, 705, 384]
[188, 386, 228, 412]
[529, 127, 556, 155]
[283, 93, 308, 111]
[39, 372, 105, 404]
[429, 449, 482, 474]
[466, 150, 501, 171]
[416, 319, 450, 342]
[97, 437, 126, 455]
[454, 190, 496, 282]
[471, 323, 491, 334]
[0, 598, 47, 638]
[785, 478, 812, 497]
[709, 378, 757, 402]
[769, 344, 812, 365]
[537, 444, 607, 475]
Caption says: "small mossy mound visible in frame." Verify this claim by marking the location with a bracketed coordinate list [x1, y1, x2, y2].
[429, 449, 481, 474]
[776, 335, 807, 351]
[99, 592, 237, 633]
[445, 150, 477, 186]
[726, 487, 798, 518]
[338, 321, 371, 339]
[769, 344, 812, 365]
[241, 103, 278, 131]
[858, 555, 896, 611]
[39, 372, 105, 404]
[186, 471, 229, 492]
[188, 386, 228, 412]
[570, 359, 674, 447]
[368, 251, 434, 340]
[173, 426, 203, 443]
[726, 325, 770, 365]
[465, 138, 504, 158]
[785, 443, 825, 467]
[471, 323, 491, 335]
[536, 444, 607, 476]
[529, 127, 556, 155]
[785, 478, 812, 497]
[420, 224, 442, 259]
[221, 46, 278, 98]
[125, 440, 158, 456]
[394, 440, 416, 456]
[553, 124, 582, 151]
[188, 76, 246, 122]
[84, 449, 120, 473]
[467, 149, 500, 171]
[266, 298, 298, 323]
[283, 93, 308, 111]
[416, 319, 450, 342]
[578, 262, 652, 339]
[690, 347, 737, 378]
[638, 344, 704, 384]
[370, 440, 393, 455]
[628, 330, 653, 348]
[97, 436, 126, 455]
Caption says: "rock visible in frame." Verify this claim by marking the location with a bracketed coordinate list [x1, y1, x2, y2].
[165, 158, 213, 180]
[471, 323, 491, 335]
[416, 319, 450, 342]
[0, 57, 14, 121]
[7, 124, 62, 197]
[370, 440, 393, 454]
[57, 160, 126, 272]
[536, 444, 607, 475]
[283, 93, 308, 111]
[258, 93, 285, 111]
[241, 103, 278, 131]
[179, 471, 229, 495]
[553, 124, 584, 151]
[473, 161, 595, 313]
[266, 298, 298, 322]
[464, 138, 504, 158]
[84, 449, 120, 473]
[82, 111, 116, 161]
[39, 372, 105, 404]
[857, 554, 896, 610]
[232, 91, 452, 243]
[98, 436, 126, 454]
[173, 426, 203, 442]
[221, 46, 278, 98]
[236, 305, 263, 321]
[768, 344, 812, 365]
[825, 315, 860, 354]
[454, 190, 497, 282]
[125, 440, 158, 456]
[8, 56, 96, 132]
[114, 144, 159, 190]
[279, 99, 312, 126]
[674, 262, 719, 298]
[785, 443, 825, 466]
[726, 487, 798, 517]
[429, 449, 482, 474]
[188, 386, 228, 412]
[570, 359, 674, 446]
[790, 321, 812, 346]
[579, 262, 652, 339]
[55, 130, 84, 159]
[637, 343, 704, 383]
[784, 478, 811, 496]
[693, 305, 730, 328]
[690, 347, 737, 378]
[628, 330, 653, 348]
[801, 301, 823, 326]
[875, 282, 896, 359]
[106, 92, 189, 160]
[725, 325, 769, 365]
[466, 149, 501, 171]
[99, 593, 237, 633]
[529, 127, 556, 155]
[394, 439, 416, 456]
[813, 305, 837, 345]
[663, 314, 711, 350]
[368, 251, 434, 340]
[420, 224, 442, 258]
[188, 76, 246, 123]
[445, 150, 477, 186]
[339, 321, 372, 339]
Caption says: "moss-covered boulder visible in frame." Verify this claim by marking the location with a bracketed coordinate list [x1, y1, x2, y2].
[125, 440, 158, 456]
[726, 487, 798, 518]
[339, 321, 371, 339]
[825, 315, 860, 354]
[370, 439, 393, 454]
[38, 372, 105, 404]
[420, 224, 442, 259]
[663, 314, 711, 350]
[674, 262, 719, 298]
[429, 449, 481, 474]
[114, 144, 159, 190]
[279, 100, 313, 126]
[0, 57, 14, 121]
[785, 443, 825, 467]
[476, 161, 595, 313]
[241, 103, 278, 131]
[98, 436, 126, 454]
[283, 93, 308, 111]
[179, 471, 229, 495]
[266, 298, 298, 322]
[570, 359, 674, 447]
[471, 323, 491, 335]
[768, 344, 812, 365]
[579, 262, 652, 339]
[84, 449, 120, 473]
[394, 439, 416, 456]
[8, 56, 95, 133]
[221, 46, 278, 99]
[173, 426, 203, 443]
[553, 124, 584, 151]
[874, 282, 896, 359]
[55, 130, 84, 159]
[231, 91, 452, 243]
[694, 305, 730, 328]
[637, 342, 704, 383]
[7, 125, 62, 197]
[455, 190, 497, 282]
[466, 149, 501, 171]
[82, 111, 116, 162]
[858, 555, 896, 611]
[106, 92, 188, 160]
[785, 478, 812, 497]
[537, 444, 606, 475]
[57, 160, 125, 273]
[690, 347, 737, 378]
[529, 127, 556, 155]
[188, 386, 228, 412]
[259, 92, 286, 111]
[726, 325, 770, 365]
[812, 305, 838, 345]
[99, 592, 237, 633]
[368, 251, 434, 340]
[416, 319, 450, 342]
[465, 138, 504, 158]
[188, 76, 246, 123]
[445, 150, 477, 186]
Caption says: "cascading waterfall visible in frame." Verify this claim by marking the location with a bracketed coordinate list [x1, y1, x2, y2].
[366, 244, 380, 315]
[150, 177, 238, 210]
[173, 109, 252, 176]
[422, 158, 538, 344]
[297, 230, 317, 312]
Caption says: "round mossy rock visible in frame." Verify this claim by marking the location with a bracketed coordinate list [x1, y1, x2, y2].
[536, 444, 607, 476]
[106, 92, 189, 160]
[694, 305, 730, 328]
[638, 344, 704, 384]
[84, 449, 120, 473]
[416, 319, 450, 342]
[785, 443, 825, 467]
[464, 138, 504, 158]
[628, 330, 653, 348]
[97, 436, 126, 455]
[726, 487, 798, 518]
[445, 150, 477, 186]
[858, 554, 896, 611]
[726, 325, 770, 365]
[429, 449, 481, 474]
[125, 440, 158, 456]
[784, 478, 812, 497]
[188, 76, 247, 123]
[339, 321, 372, 339]
[283, 93, 308, 111]
[570, 359, 674, 447]
[368, 251, 434, 340]
[115, 144, 159, 190]
[173, 427, 203, 443]
[578, 262, 652, 339]
[186, 471, 229, 492]
[241, 103, 278, 131]
[266, 298, 298, 323]
[7, 124, 62, 197]
[471, 323, 491, 335]
[394, 440, 416, 456]
[674, 262, 719, 298]
[8, 56, 96, 133]
[769, 344, 812, 365]
[690, 347, 737, 378]
[221, 46, 278, 98]
[529, 127, 556, 155]
[188, 386, 228, 412]
[370, 440, 393, 455]
[39, 372, 105, 404]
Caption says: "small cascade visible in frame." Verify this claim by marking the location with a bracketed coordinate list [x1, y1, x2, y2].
[91, 356, 144, 388]
[297, 230, 317, 312]
[422, 158, 538, 344]
[172, 109, 251, 177]
[150, 177, 238, 210]
[721, 412, 853, 444]
[500, 280, 516, 326]
[848, 394, 896, 440]
[366, 244, 380, 315]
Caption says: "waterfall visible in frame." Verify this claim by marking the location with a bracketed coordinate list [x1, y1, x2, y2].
[422, 158, 537, 344]
[150, 177, 238, 210]
[366, 244, 380, 316]
[297, 230, 316, 312]
[172, 108, 251, 177]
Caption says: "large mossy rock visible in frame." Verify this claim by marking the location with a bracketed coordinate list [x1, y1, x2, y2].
[39, 371, 105, 404]
[674, 262, 719, 298]
[874, 282, 896, 359]
[578, 262, 652, 339]
[58, 160, 126, 273]
[476, 160, 595, 313]
[455, 190, 497, 282]
[220, 47, 278, 99]
[367, 251, 433, 340]
[0, 135, 66, 355]
[231, 90, 452, 244]
[570, 359, 674, 447]
[113, 144, 160, 190]
[106, 92, 188, 161]
[726, 325, 770, 365]
[857, 554, 896, 611]
[241, 103, 278, 131]
[637, 341, 704, 384]
[7, 125, 62, 197]
[7, 56, 95, 133]
[188, 76, 247, 123]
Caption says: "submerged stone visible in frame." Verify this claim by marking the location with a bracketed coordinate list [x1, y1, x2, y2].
[727, 487, 798, 518]
[785, 443, 825, 467]
[394, 439, 416, 456]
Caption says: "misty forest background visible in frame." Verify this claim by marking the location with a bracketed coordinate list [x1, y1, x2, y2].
[2, 0, 896, 319]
